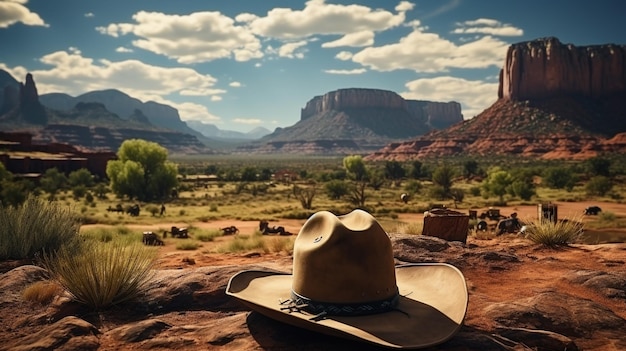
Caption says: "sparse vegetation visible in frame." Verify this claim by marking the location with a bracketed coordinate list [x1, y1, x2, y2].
[40, 241, 157, 310]
[0, 195, 80, 260]
[523, 217, 584, 247]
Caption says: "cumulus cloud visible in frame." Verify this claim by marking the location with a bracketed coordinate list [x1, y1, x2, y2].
[84, 12, 94, 18]
[245, 0, 411, 39]
[0, 0, 48, 28]
[402, 76, 499, 118]
[352, 29, 509, 72]
[324, 68, 366, 75]
[97, 11, 263, 63]
[453, 18, 523, 37]
[278, 40, 308, 58]
[335, 51, 353, 60]
[229, 81, 242, 88]
[321, 30, 374, 48]
[115, 47, 133, 53]
[13, 50, 223, 123]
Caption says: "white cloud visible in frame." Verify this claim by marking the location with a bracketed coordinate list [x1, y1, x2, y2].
[233, 118, 262, 125]
[402, 76, 499, 118]
[324, 68, 366, 75]
[98, 11, 263, 63]
[321, 30, 374, 48]
[246, 0, 411, 39]
[352, 29, 509, 72]
[0, 0, 47, 28]
[115, 46, 133, 53]
[229, 81, 242, 87]
[278, 40, 308, 58]
[13, 50, 223, 123]
[453, 18, 523, 37]
[210, 95, 222, 102]
[335, 51, 353, 61]
[84, 12, 94, 18]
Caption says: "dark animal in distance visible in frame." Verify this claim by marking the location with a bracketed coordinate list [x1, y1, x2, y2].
[166, 226, 189, 238]
[400, 193, 409, 204]
[259, 220, 292, 236]
[142, 231, 164, 246]
[496, 215, 522, 235]
[584, 206, 602, 215]
[126, 204, 140, 216]
[106, 204, 124, 213]
[220, 226, 239, 235]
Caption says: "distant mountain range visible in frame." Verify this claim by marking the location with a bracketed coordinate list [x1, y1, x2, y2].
[185, 120, 270, 140]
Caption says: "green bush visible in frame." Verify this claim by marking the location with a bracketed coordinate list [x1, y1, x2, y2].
[523, 217, 584, 247]
[40, 241, 156, 310]
[0, 196, 80, 260]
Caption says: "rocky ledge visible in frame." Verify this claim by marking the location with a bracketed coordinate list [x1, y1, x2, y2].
[2, 235, 625, 351]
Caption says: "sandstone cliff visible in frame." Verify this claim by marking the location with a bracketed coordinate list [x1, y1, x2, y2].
[239, 88, 463, 155]
[368, 38, 626, 161]
[500, 37, 626, 100]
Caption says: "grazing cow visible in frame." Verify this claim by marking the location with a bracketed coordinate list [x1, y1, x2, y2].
[107, 204, 124, 213]
[170, 226, 189, 238]
[142, 231, 164, 246]
[220, 226, 239, 235]
[584, 206, 602, 215]
[496, 213, 522, 235]
[400, 193, 409, 204]
[476, 220, 488, 232]
[126, 204, 140, 216]
[259, 220, 292, 236]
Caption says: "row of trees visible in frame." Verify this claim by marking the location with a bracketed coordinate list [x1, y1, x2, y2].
[0, 138, 621, 208]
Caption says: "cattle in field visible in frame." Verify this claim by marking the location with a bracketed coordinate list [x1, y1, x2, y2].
[126, 204, 140, 216]
[260, 220, 292, 236]
[142, 231, 164, 246]
[400, 193, 409, 204]
[584, 206, 602, 215]
[220, 226, 239, 235]
[496, 213, 522, 235]
[169, 226, 189, 238]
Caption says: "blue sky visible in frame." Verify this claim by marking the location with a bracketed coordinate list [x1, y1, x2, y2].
[1, 0, 624, 133]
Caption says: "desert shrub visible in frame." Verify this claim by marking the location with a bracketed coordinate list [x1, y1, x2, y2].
[217, 233, 265, 253]
[22, 281, 63, 305]
[264, 236, 296, 254]
[0, 195, 80, 260]
[585, 176, 613, 196]
[176, 241, 201, 250]
[598, 211, 616, 222]
[40, 241, 156, 310]
[523, 217, 584, 247]
[195, 230, 222, 242]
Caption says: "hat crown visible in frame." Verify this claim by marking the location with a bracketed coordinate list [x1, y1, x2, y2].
[292, 210, 397, 304]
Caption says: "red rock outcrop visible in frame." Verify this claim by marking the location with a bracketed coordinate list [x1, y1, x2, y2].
[499, 37, 626, 100]
[367, 38, 626, 161]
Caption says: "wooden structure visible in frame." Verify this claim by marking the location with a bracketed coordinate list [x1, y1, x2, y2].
[422, 208, 469, 243]
[538, 203, 558, 223]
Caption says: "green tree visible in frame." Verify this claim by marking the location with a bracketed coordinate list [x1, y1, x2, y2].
[240, 167, 258, 182]
[432, 164, 455, 197]
[482, 167, 513, 203]
[409, 161, 423, 179]
[106, 139, 178, 201]
[586, 157, 611, 177]
[543, 167, 576, 191]
[325, 180, 349, 200]
[343, 155, 369, 207]
[40, 168, 67, 195]
[585, 176, 612, 196]
[68, 168, 95, 188]
[463, 160, 479, 179]
[384, 161, 405, 184]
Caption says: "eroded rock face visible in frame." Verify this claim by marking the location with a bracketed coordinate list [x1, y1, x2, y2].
[2, 238, 626, 351]
[300, 88, 463, 130]
[500, 37, 626, 100]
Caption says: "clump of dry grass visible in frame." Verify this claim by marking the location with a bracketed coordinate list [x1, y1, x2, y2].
[22, 281, 64, 305]
[523, 216, 584, 247]
[40, 241, 157, 310]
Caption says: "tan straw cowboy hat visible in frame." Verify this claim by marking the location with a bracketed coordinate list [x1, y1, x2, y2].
[226, 209, 468, 349]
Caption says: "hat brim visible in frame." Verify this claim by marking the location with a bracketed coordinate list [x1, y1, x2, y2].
[226, 263, 468, 349]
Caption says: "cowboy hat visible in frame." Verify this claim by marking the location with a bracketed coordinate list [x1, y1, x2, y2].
[226, 209, 468, 349]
